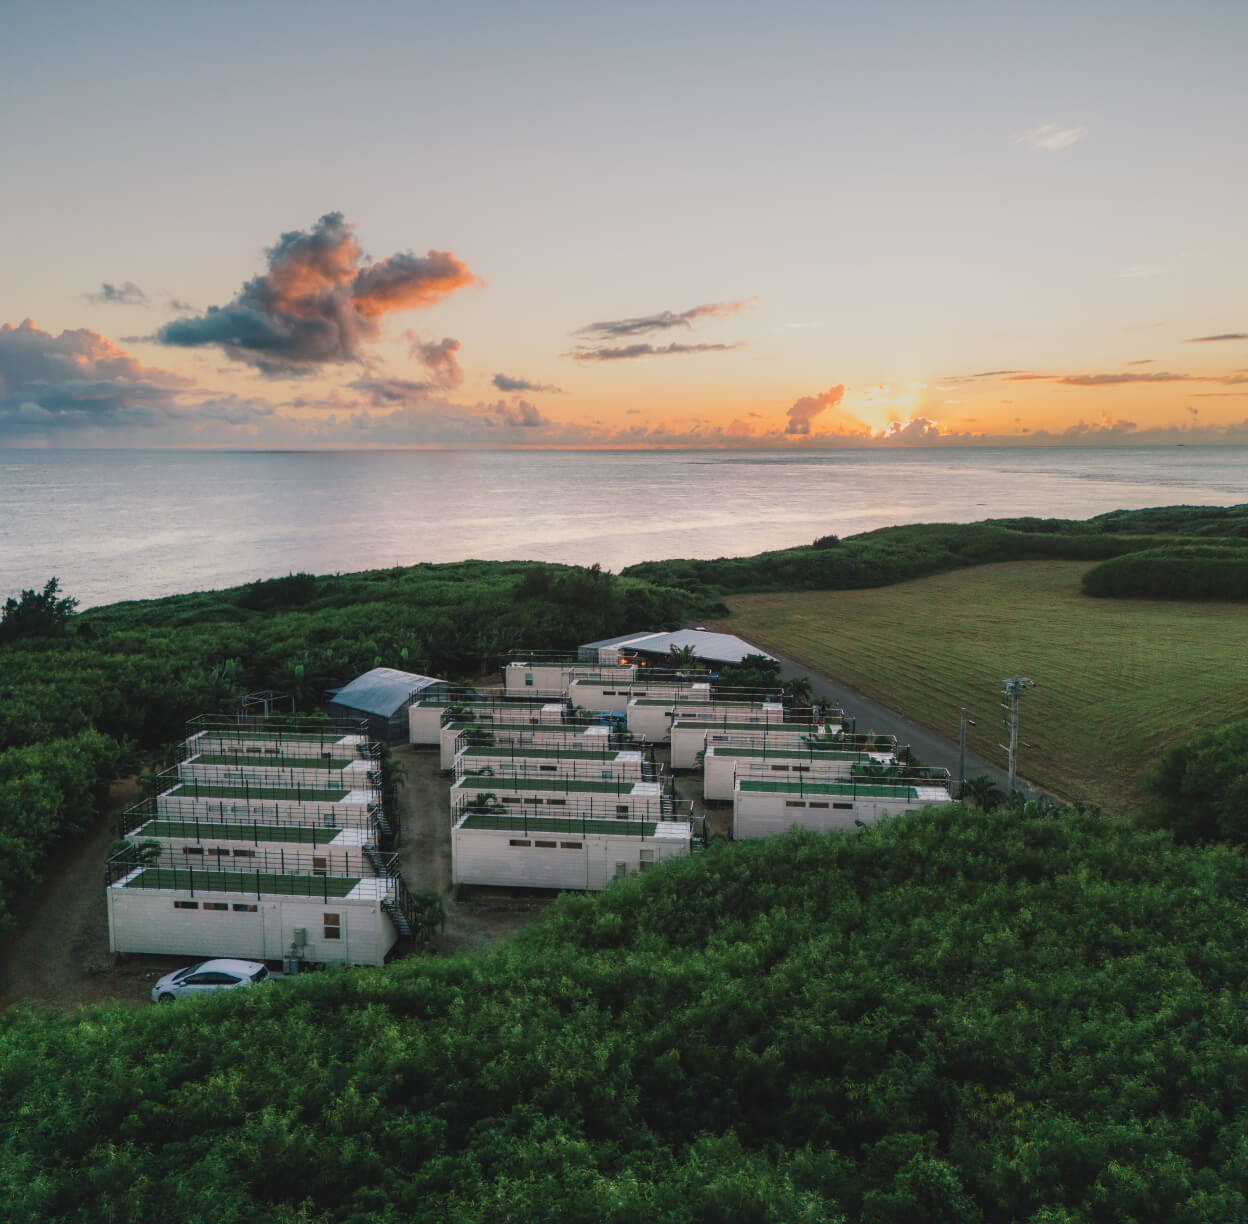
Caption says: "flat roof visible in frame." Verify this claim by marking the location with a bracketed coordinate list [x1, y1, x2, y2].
[458, 745, 638, 761]
[456, 776, 657, 795]
[459, 812, 659, 837]
[191, 753, 358, 770]
[709, 747, 892, 761]
[193, 730, 362, 746]
[121, 868, 362, 897]
[135, 820, 361, 846]
[676, 720, 819, 733]
[738, 779, 923, 799]
[167, 783, 353, 803]
[582, 629, 773, 665]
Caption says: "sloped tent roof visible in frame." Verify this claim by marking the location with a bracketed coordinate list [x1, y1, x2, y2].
[327, 668, 444, 718]
[580, 629, 773, 666]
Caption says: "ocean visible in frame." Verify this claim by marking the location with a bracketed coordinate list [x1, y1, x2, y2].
[2, 446, 1246, 608]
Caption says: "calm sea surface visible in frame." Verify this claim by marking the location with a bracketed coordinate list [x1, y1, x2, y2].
[2, 447, 1246, 608]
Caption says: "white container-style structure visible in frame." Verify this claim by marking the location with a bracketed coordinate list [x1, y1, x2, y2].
[176, 753, 377, 791]
[183, 725, 370, 762]
[439, 717, 610, 770]
[410, 699, 569, 746]
[154, 785, 381, 832]
[451, 774, 672, 821]
[671, 719, 832, 771]
[702, 744, 896, 801]
[451, 804, 692, 891]
[732, 776, 953, 840]
[568, 678, 712, 715]
[454, 744, 653, 785]
[626, 699, 787, 744]
[503, 658, 636, 699]
[105, 845, 418, 966]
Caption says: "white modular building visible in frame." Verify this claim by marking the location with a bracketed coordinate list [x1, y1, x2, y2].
[154, 785, 381, 832]
[105, 845, 418, 966]
[176, 753, 377, 792]
[732, 776, 953, 840]
[409, 699, 568, 746]
[451, 774, 672, 821]
[454, 744, 653, 785]
[670, 719, 831, 771]
[182, 726, 370, 763]
[438, 718, 609, 771]
[502, 659, 636, 699]
[451, 805, 692, 891]
[568, 679, 712, 715]
[702, 744, 896, 801]
[626, 699, 786, 745]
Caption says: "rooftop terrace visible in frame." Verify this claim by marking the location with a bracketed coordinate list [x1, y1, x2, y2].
[458, 812, 661, 838]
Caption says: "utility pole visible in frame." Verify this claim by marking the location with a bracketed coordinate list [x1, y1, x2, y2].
[1000, 676, 1035, 793]
[958, 708, 976, 798]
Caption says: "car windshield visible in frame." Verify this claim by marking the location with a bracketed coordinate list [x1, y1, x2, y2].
[250, 967, 269, 982]
[172, 962, 204, 982]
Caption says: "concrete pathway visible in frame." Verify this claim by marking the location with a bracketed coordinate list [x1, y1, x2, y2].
[768, 652, 1041, 802]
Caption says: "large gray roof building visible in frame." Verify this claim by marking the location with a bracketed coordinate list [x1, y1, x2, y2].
[326, 667, 451, 744]
[579, 629, 773, 667]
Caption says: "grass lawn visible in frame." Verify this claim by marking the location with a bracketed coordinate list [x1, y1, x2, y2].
[714, 561, 1248, 813]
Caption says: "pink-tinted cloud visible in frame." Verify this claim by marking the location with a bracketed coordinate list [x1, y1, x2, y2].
[495, 398, 549, 427]
[408, 335, 464, 389]
[785, 384, 846, 435]
[493, 373, 565, 394]
[1187, 333, 1247, 343]
[156, 212, 480, 375]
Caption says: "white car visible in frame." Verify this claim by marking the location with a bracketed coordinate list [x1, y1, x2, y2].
[151, 959, 270, 1003]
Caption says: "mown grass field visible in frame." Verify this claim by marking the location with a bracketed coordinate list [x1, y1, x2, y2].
[715, 561, 1248, 813]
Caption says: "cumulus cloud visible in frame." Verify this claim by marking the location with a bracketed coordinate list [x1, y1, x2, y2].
[0, 318, 191, 436]
[407, 335, 463, 389]
[568, 341, 744, 362]
[492, 373, 565, 394]
[347, 377, 439, 407]
[785, 384, 846, 435]
[1015, 124, 1087, 152]
[495, 398, 549, 427]
[574, 299, 754, 341]
[1187, 333, 1247, 343]
[155, 212, 480, 376]
[84, 281, 149, 306]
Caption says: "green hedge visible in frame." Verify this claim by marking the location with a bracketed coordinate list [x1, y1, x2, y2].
[1082, 545, 1248, 599]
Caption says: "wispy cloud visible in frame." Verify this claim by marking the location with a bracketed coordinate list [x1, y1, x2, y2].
[1015, 123, 1087, 152]
[1187, 333, 1247, 343]
[1118, 265, 1161, 279]
[574, 298, 754, 341]
[155, 212, 480, 376]
[84, 281, 149, 307]
[492, 373, 565, 394]
[567, 341, 744, 362]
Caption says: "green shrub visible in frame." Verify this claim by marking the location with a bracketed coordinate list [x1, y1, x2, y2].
[1082, 544, 1248, 599]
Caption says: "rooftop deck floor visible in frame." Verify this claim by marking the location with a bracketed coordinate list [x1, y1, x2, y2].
[167, 783, 353, 803]
[459, 812, 660, 837]
[138, 820, 353, 845]
[192, 753, 359, 770]
[123, 868, 361, 897]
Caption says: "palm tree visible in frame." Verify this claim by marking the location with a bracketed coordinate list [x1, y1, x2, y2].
[667, 644, 698, 671]
[962, 774, 1005, 811]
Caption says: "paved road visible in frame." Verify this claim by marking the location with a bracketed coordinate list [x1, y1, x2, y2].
[769, 651, 1040, 801]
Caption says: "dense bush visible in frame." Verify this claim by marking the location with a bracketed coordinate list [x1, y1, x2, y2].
[0, 577, 78, 642]
[1145, 718, 1248, 843]
[3, 805, 1248, 1222]
[623, 506, 1248, 599]
[1082, 544, 1248, 599]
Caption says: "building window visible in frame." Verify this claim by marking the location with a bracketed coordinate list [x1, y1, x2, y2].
[312, 856, 328, 876]
[323, 913, 341, 940]
[809, 801, 829, 809]
[615, 804, 629, 814]
[785, 800, 806, 808]
[540, 764, 557, 772]
[525, 673, 534, 686]
[771, 765, 789, 772]
[210, 847, 230, 856]
[204, 902, 229, 912]
[232, 849, 256, 858]
[233, 903, 258, 912]
[534, 840, 556, 848]
[833, 802, 853, 810]
[173, 901, 199, 910]
[509, 839, 531, 847]
[614, 862, 628, 878]
[503, 795, 521, 804]
[560, 842, 582, 850]
[547, 798, 566, 807]
[182, 846, 204, 856]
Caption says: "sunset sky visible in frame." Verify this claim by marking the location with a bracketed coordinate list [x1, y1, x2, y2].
[3, 0, 1246, 449]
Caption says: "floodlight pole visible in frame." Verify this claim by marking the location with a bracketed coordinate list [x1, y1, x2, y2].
[1000, 677, 1035, 793]
[957, 708, 976, 798]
